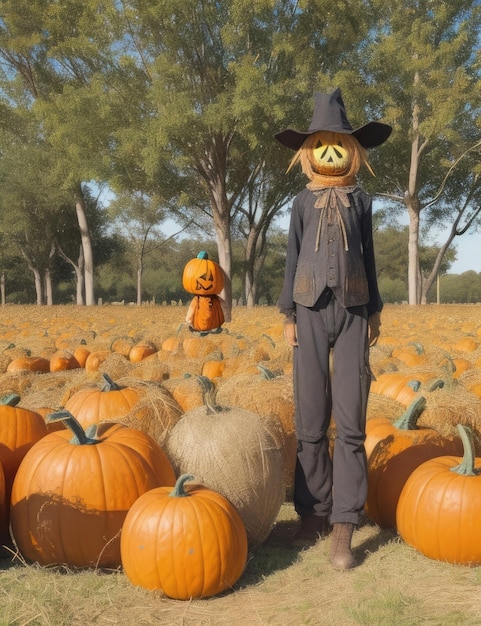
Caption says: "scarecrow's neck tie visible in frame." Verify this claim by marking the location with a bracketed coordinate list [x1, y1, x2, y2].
[308, 186, 352, 252]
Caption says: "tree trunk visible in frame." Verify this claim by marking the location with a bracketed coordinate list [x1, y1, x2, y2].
[56, 243, 85, 304]
[77, 245, 85, 305]
[20, 249, 43, 305]
[44, 241, 55, 305]
[407, 203, 421, 304]
[74, 185, 95, 306]
[44, 269, 53, 305]
[215, 224, 232, 320]
[204, 136, 234, 321]
[136, 253, 143, 306]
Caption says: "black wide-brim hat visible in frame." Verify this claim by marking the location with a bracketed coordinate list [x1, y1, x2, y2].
[275, 88, 392, 150]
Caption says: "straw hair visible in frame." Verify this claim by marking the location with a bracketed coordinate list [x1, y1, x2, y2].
[287, 131, 374, 186]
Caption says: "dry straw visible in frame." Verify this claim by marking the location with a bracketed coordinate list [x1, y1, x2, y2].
[164, 377, 286, 546]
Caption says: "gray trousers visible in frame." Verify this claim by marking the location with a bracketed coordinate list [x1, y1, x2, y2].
[293, 294, 371, 525]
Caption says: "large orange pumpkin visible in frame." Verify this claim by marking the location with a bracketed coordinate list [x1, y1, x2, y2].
[0, 462, 7, 548]
[10, 411, 176, 569]
[182, 251, 224, 296]
[121, 473, 248, 599]
[63, 373, 141, 428]
[365, 396, 462, 528]
[0, 393, 48, 539]
[396, 424, 481, 565]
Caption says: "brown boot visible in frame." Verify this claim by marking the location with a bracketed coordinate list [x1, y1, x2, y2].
[289, 515, 331, 547]
[330, 523, 356, 570]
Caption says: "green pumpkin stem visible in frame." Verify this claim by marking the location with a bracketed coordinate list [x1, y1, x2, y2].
[392, 396, 427, 430]
[0, 393, 21, 407]
[101, 373, 122, 391]
[450, 424, 481, 476]
[169, 473, 195, 497]
[46, 410, 99, 445]
[197, 375, 222, 414]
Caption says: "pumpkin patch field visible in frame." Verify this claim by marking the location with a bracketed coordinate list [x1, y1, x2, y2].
[1, 303, 481, 625]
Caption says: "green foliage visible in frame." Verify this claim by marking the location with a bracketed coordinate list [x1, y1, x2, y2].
[1, 1, 481, 306]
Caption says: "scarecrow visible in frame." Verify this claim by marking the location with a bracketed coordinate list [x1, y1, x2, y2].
[275, 89, 391, 569]
[182, 251, 225, 334]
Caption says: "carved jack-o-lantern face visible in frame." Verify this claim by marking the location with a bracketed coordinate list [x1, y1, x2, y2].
[182, 251, 224, 295]
[309, 131, 353, 176]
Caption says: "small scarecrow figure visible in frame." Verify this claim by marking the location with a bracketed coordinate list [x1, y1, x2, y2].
[275, 89, 391, 569]
[182, 251, 225, 334]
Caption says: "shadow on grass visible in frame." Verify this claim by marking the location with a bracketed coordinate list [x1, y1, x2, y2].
[237, 517, 306, 587]
[238, 517, 400, 588]
[353, 522, 399, 566]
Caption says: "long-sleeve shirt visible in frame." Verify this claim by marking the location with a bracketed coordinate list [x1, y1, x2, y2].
[278, 185, 383, 318]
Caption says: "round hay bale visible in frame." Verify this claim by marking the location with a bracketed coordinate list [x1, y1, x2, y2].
[164, 378, 286, 546]
[216, 372, 296, 499]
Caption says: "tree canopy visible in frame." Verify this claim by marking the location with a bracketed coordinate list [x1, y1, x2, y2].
[0, 1, 480, 307]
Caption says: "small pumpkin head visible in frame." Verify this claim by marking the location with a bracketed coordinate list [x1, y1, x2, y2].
[304, 131, 363, 177]
[182, 251, 224, 296]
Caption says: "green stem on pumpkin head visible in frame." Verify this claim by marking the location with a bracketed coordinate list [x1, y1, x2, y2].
[392, 396, 426, 430]
[46, 410, 100, 445]
[0, 393, 21, 407]
[169, 474, 195, 498]
[450, 424, 481, 476]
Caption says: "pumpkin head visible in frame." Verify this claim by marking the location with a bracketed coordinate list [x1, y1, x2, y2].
[10, 411, 176, 569]
[182, 251, 224, 296]
[290, 130, 371, 187]
[396, 424, 481, 565]
[121, 473, 248, 599]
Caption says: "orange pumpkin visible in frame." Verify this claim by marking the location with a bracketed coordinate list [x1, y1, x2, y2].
[49, 350, 80, 372]
[365, 396, 461, 528]
[0, 393, 48, 494]
[129, 340, 157, 363]
[73, 344, 91, 368]
[0, 462, 7, 547]
[397, 424, 481, 565]
[7, 355, 50, 373]
[64, 373, 142, 428]
[121, 473, 247, 599]
[182, 251, 224, 296]
[10, 411, 176, 568]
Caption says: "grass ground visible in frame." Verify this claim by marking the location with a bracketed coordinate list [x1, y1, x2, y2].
[0, 303, 481, 625]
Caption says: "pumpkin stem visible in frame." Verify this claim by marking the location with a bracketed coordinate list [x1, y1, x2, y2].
[408, 341, 424, 355]
[406, 380, 421, 392]
[257, 364, 277, 380]
[392, 396, 426, 430]
[101, 373, 122, 391]
[0, 393, 21, 407]
[196, 375, 221, 414]
[450, 424, 481, 476]
[427, 378, 445, 391]
[169, 473, 195, 497]
[46, 410, 99, 445]
[197, 251, 209, 259]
